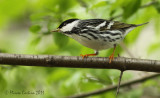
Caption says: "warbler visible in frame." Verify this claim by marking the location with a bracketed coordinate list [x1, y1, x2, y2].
[52, 19, 148, 63]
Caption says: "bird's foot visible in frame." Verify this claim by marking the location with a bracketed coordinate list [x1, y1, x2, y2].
[109, 53, 114, 63]
[80, 54, 88, 59]
[80, 54, 97, 59]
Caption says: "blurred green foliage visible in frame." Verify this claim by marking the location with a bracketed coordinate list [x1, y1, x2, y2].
[0, 0, 160, 98]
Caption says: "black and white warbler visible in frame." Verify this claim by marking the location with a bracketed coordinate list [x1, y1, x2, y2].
[52, 19, 148, 63]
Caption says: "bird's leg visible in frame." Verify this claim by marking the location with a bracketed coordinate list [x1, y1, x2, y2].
[80, 51, 99, 59]
[109, 44, 116, 63]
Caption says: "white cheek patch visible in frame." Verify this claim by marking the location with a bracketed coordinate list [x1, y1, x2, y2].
[61, 20, 80, 32]
[107, 21, 114, 29]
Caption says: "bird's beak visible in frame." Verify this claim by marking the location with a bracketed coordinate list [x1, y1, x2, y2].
[51, 28, 60, 32]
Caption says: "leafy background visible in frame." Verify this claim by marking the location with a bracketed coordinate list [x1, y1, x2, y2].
[0, 0, 160, 98]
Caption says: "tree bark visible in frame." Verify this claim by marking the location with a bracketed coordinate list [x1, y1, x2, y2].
[0, 53, 160, 72]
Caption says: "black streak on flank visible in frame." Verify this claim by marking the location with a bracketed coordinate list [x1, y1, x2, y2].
[87, 33, 98, 39]
[79, 35, 91, 40]
[106, 32, 121, 36]
[100, 31, 121, 36]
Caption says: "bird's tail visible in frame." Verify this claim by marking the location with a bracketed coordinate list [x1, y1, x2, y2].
[135, 22, 149, 27]
[124, 22, 148, 36]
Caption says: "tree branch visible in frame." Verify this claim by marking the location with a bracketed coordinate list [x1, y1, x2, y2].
[67, 74, 160, 98]
[0, 53, 160, 73]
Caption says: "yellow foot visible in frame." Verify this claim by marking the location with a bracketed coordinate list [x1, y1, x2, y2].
[109, 54, 114, 63]
[80, 53, 97, 59]
[80, 54, 88, 59]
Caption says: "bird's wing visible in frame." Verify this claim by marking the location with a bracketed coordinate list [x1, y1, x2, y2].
[100, 21, 136, 31]
[78, 19, 107, 28]
[78, 19, 147, 33]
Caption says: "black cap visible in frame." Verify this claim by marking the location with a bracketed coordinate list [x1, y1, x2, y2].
[58, 19, 79, 29]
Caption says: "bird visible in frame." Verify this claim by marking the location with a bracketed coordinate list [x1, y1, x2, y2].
[52, 19, 148, 63]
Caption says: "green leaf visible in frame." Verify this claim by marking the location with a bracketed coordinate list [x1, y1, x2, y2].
[122, 89, 143, 98]
[80, 81, 103, 92]
[91, 1, 107, 9]
[63, 40, 81, 55]
[30, 12, 50, 21]
[0, 73, 7, 92]
[105, 45, 122, 57]
[143, 80, 157, 87]
[123, 0, 141, 19]
[85, 69, 117, 85]
[47, 69, 70, 83]
[110, 0, 125, 11]
[67, 12, 77, 17]
[154, 1, 160, 13]
[148, 43, 160, 54]
[51, 0, 77, 13]
[30, 36, 41, 46]
[101, 91, 115, 98]
[53, 33, 69, 48]
[60, 72, 82, 96]
[29, 25, 41, 33]
[154, 15, 160, 36]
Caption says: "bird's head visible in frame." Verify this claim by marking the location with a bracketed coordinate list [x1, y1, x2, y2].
[52, 19, 80, 33]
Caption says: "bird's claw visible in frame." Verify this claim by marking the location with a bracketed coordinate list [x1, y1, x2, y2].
[109, 54, 114, 63]
[80, 54, 88, 59]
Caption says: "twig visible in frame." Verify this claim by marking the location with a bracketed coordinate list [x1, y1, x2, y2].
[116, 71, 123, 98]
[67, 74, 160, 98]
